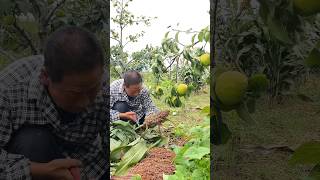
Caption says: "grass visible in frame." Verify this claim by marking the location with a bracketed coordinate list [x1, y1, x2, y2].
[152, 85, 210, 128]
[213, 74, 320, 180]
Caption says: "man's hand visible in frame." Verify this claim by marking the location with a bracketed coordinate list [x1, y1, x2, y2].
[119, 112, 137, 122]
[31, 158, 82, 180]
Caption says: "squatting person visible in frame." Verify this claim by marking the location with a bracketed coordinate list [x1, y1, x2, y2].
[110, 70, 159, 125]
[0, 26, 108, 180]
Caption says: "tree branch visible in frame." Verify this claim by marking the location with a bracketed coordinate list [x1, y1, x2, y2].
[43, 0, 66, 27]
[123, 40, 131, 48]
[110, 36, 121, 44]
[170, 28, 199, 34]
[164, 52, 183, 71]
[126, 58, 135, 65]
[131, 19, 152, 24]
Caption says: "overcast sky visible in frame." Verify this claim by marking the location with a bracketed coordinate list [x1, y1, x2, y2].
[110, 0, 210, 53]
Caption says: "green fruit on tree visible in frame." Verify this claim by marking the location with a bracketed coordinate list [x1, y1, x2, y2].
[200, 53, 210, 66]
[176, 83, 188, 96]
[248, 73, 269, 92]
[293, 0, 320, 16]
[213, 92, 239, 112]
[215, 71, 248, 106]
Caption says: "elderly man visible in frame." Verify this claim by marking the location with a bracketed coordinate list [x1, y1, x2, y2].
[110, 70, 159, 125]
[0, 26, 108, 180]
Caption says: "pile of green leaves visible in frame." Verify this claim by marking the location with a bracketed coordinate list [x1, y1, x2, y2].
[164, 115, 210, 180]
[110, 120, 168, 176]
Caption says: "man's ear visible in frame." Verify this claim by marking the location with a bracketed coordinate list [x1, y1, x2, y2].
[40, 68, 50, 86]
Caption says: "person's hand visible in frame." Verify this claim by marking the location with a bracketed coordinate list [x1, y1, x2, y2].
[69, 167, 81, 180]
[119, 112, 137, 122]
[31, 158, 82, 180]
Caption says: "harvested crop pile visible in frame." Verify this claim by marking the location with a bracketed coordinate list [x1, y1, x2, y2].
[128, 147, 176, 180]
[147, 147, 176, 159]
[143, 110, 170, 127]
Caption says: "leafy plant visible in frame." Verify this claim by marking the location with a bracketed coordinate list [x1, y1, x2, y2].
[164, 114, 210, 179]
[110, 120, 168, 176]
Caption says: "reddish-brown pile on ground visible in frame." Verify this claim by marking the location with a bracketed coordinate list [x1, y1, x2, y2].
[143, 110, 170, 127]
[128, 147, 176, 180]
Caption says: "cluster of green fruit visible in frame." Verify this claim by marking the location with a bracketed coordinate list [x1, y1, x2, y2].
[165, 83, 189, 107]
[213, 70, 269, 121]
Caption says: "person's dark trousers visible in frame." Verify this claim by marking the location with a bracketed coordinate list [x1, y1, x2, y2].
[5, 125, 64, 163]
[5, 125, 108, 180]
[112, 101, 145, 125]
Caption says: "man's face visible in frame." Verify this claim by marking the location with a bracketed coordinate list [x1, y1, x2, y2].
[124, 83, 142, 97]
[47, 66, 104, 113]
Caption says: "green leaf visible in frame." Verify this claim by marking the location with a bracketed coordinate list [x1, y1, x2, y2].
[171, 87, 177, 96]
[198, 31, 204, 42]
[267, 15, 292, 44]
[112, 120, 131, 127]
[289, 141, 320, 165]
[115, 139, 149, 176]
[204, 31, 210, 42]
[165, 31, 170, 39]
[175, 32, 179, 43]
[184, 146, 210, 160]
[110, 145, 131, 161]
[174, 145, 191, 164]
[131, 175, 142, 180]
[163, 170, 185, 180]
[201, 106, 210, 116]
[172, 165, 189, 178]
[191, 169, 206, 179]
[110, 138, 122, 151]
[191, 34, 197, 44]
